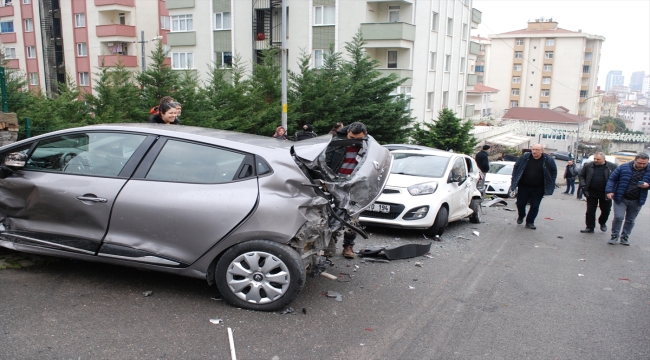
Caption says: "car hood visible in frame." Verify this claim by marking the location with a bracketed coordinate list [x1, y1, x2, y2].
[485, 173, 511, 182]
[386, 173, 442, 188]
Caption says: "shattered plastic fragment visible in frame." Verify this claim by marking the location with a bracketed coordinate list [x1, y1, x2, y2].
[473, 231, 480, 236]
[280, 307, 294, 315]
[143, 291, 153, 297]
[390, 271, 395, 275]
[578, 274, 584, 277]
[354, 265, 359, 269]
[578, 259, 585, 262]
[320, 272, 338, 280]
[408, 286, 415, 289]
[415, 262, 422, 267]
[209, 318, 223, 325]
[327, 291, 343, 301]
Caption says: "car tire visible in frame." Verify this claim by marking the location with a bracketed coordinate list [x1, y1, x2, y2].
[469, 198, 482, 224]
[215, 240, 306, 312]
[425, 206, 449, 237]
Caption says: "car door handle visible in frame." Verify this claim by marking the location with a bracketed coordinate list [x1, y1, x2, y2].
[76, 196, 108, 203]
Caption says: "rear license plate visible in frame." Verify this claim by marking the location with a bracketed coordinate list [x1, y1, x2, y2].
[369, 203, 390, 213]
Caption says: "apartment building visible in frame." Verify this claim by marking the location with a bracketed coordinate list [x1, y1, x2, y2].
[163, 0, 482, 123]
[465, 34, 495, 120]
[618, 105, 650, 134]
[0, 0, 170, 96]
[484, 19, 604, 119]
[605, 70, 624, 92]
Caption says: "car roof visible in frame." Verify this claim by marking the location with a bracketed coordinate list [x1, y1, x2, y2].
[390, 149, 459, 158]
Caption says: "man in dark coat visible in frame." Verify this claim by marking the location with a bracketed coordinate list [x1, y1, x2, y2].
[294, 124, 317, 141]
[509, 144, 558, 229]
[475, 145, 490, 174]
[562, 160, 579, 195]
[578, 152, 617, 233]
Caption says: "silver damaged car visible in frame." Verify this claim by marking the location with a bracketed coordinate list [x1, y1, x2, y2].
[0, 124, 391, 311]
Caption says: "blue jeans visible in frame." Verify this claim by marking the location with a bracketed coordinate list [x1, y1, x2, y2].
[565, 178, 575, 194]
[611, 198, 643, 238]
[516, 185, 545, 225]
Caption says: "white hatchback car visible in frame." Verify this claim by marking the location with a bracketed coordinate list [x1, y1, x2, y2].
[359, 149, 483, 236]
[485, 161, 517, 198]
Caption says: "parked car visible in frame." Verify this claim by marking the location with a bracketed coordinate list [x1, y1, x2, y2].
[383, 144, 438, 152]
[550, 151, 574, 161]
[484, 161, 517, 198]
[0, 124, 392, 311]
[359, 149, 483, 237]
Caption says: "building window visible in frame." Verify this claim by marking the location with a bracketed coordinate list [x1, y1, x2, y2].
[29, 72, 38, 85]
[172, 52, 194, 69]
[26, 46, 36, 58]
[515, 52, 523, 59]
[388, 6, 400, 22]
[457, 91, 463, 106]
[475, 65, 484, 72]
[446, 17, 453, 36]
[395, 86, 412, 111]
[0, 21, 14, 33]
[23, 0, 31, 3]
[2, 47, 16, 59]
[215, 12, 231, 30]
[118, 12, 126, 25]
[541, 89, 550, 97]
[171, 15, 193, 32]
[313, 49, 330, 68]
[24, 18, 33, 32]
[580, 90, 588, 98]
[583, 65, 590, 73]
[429, 52, 436, 70]
[77, 43, 87, 57]
[75, 13, 85, 28]
[512, 76, 521, 84]
[460, 57, 465, 73]
[431, 12, 438, 31]
[427, 92, 434, 110]
[545, 51, 553, 59]
[512, 89, 520, 96]
[546, 38, 555, 46]
[387, 50, 397, 69]
[443, 91, 449, 108]
[215, 51, 232, 68]
[544, 64, 552, 72]
[515, 38, 524, 46]
[584, 52, 593, 61]
[79, 72, 89, 86]
[462, 23, 468, 39]
[514, 64, 522, 71]
[314, 5, 335, 25]
[542, 77, 551, 84]
[444, 55, 451, 72]
[161, 16, 170, 30]
[510, 101, 519, 108]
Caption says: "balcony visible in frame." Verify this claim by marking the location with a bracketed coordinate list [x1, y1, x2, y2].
[166, 0, 194, 9]
[582, 72, 591, 78]
[471, 8, 482, 28]
[360, 22, 415, 48]
[95, 0, 134, 6]
[467, 74, 477, 86]
[5, 59, 18, 69]
[98, 55, 138, 68]
[167, 31, 196, 46]
[465, 104, 475, 118]
[0, 4, 13, 17]
[0, 32, 16, 43]
[377, 69, 413, 86]
[469, 41, 480, 55]
[96, 24, 136, 38]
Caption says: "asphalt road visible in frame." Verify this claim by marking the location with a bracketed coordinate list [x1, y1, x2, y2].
[1, 194, 649, 359]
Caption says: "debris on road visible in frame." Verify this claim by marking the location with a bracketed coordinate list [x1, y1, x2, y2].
[619, 278, 630, 281]
[579, 259, 585, 262]
[358, 242, 432, 260]
[211, 297, 222, 301]
[415, 262, 423, 267]
[408, 286, 415, 289]
[365, 328, 373, 331]
[557, 236, 564, 239]
[227, 327, 237, 360]
[280, 307, 294, 315]
[544, 217, 554, 220]
[504, 208, 516, 212]
[209, 318, 223, 325]
[143, 291, 153, 297]
[302, 308, 307, 314]
[482, 197, 508, 207]
[320, 272, 338, 280]
[454, 235, 471, 240]
[473, 231, 480, 236]
[578, 274, 584, 277]
[327, 291, 343, 302]
[361, 258, 390, 263]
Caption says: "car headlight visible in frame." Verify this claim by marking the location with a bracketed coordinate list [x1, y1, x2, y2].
[408, 182, 438, 196]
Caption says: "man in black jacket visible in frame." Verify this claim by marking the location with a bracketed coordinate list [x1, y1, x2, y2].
[475, 145, 490, 174]
[578, 152, 618, 233]
[563, 160, 578, 194]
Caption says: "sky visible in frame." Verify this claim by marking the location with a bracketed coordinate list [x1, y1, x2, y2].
[473, 0, 650, 89]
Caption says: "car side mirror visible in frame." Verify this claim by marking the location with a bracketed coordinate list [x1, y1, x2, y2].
[4, 152, 27, 169]
[448, 173, 462, 183]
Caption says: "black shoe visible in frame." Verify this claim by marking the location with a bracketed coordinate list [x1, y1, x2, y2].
[600, 224, 607, 232]
[608, 235, 618, 245]
[525, 223, 536, 229]
[580, 228, 594, 233]
[620, 236, 629, 246]
[516, 217, 524, 225]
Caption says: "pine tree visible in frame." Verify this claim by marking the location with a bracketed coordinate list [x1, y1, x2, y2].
[136, 41, 180, 111]
[172, 70, 204, 126]
[246, 48, 282, 136]
[85, 60, 145, 123]
[412, 108, 478, 154]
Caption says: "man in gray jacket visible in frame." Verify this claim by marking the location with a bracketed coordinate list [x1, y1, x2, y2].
[578, 152, 617, 233]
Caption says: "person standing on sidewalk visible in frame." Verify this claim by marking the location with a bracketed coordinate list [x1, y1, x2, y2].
[509, 144, 558, 229]
[475, 145, 490, 174]
[605, 153, 650, 245]
[563, 160, 579, 195]
[578, 153, 617, 233]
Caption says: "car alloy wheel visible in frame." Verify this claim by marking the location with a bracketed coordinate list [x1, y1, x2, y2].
[216, 240, 305, 311]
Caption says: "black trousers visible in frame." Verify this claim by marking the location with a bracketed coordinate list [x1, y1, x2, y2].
[585, 189, 612, 229]
[516, 185, 545, 225]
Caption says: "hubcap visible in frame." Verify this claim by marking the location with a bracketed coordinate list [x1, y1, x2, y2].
[226, 251, 290, 305]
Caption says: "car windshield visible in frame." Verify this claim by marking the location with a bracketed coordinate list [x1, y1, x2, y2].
[488, 163, 513, 175]
[391, 153, 450, 178]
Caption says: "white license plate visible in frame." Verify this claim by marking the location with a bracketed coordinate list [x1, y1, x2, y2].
[369, 203, 390, 213]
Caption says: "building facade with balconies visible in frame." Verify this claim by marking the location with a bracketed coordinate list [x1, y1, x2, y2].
[163, 0, 481, 124]
[0, 0, 170, 96]
[618, 105, 650, 134]
[484, 20, 604, 119]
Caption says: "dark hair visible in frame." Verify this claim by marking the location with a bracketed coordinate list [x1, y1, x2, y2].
[331, 122, 344, 131]
[482, 145, 491, 151]
[159, 102, 176, 114]
[635, 152, 649, 161]
[347, 122, 367, 135]
[159, 96, 174, 104]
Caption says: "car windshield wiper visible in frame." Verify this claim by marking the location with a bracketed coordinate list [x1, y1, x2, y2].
[394, 172, 418, 176]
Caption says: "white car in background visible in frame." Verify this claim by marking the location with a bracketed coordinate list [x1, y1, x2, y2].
[485, 161, 517, 198]
[359, 149, 484, 237]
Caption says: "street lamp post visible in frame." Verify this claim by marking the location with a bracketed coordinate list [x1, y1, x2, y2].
[575, 94, 602, 160]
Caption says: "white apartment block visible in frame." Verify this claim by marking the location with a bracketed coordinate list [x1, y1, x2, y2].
[0, 0, 170, 96]
[163, 0, 482, 124]
[483, 19, 604, 119]
[618, 105, 650, 135]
